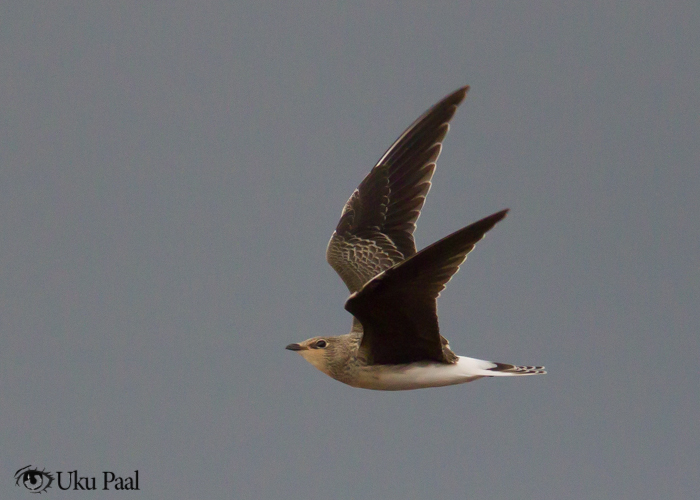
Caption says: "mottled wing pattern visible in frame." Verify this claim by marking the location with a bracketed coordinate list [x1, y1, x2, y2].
[345, 210, 509, 365]
[326, 87, 469, 293]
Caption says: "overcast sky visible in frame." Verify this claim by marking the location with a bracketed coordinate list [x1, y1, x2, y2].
[1, 2, 699, 499]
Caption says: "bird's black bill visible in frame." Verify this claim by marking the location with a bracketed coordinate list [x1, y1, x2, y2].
[285, 343, 303, 351]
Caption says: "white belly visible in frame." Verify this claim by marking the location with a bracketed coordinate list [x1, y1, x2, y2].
[350, 356, 494, 391]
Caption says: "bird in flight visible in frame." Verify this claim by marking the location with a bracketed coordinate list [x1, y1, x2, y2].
[286, 86, 546, 390]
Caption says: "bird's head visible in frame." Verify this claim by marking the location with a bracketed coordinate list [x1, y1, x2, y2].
[285, 336, 344, 376]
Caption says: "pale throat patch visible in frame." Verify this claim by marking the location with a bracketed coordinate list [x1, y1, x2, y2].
[298, 350, 332, 375]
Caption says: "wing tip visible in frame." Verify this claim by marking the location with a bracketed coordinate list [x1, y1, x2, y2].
[452, 85, 470, 101]
[479, 208, 510, 228]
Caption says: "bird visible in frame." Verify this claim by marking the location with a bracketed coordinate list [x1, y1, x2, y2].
[286, 86, 546, 390]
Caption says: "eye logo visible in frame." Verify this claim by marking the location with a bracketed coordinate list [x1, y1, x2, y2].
[14, 466, 54, 494]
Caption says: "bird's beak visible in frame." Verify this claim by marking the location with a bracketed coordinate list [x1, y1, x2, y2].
[285, 343, 304, 351]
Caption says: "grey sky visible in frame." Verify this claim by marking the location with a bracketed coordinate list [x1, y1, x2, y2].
[1, 2, 698, 499]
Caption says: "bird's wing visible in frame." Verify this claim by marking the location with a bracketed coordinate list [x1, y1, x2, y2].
[345, 209, 509, 365]
[326, 86, 469, 293]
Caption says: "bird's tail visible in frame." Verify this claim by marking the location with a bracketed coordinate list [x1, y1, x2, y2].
[456, 356, 546, 377]
[487, 362, 547, 376]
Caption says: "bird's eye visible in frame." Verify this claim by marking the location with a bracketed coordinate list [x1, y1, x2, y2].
[315, 340, 327, 348]
[14, 466, 54, 494]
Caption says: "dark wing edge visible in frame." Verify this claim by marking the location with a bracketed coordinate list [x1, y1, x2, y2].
[375, 85, 469, 258]
[326, 86, 470, 293]
[345, 209, 509, 365]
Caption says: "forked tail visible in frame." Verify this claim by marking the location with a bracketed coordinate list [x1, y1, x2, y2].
[488, 362, 547, 376]
[456, 356, 546, 378]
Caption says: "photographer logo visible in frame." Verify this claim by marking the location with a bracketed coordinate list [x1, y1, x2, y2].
[15, 466, 139, 494]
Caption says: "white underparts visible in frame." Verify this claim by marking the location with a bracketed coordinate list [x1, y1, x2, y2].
[349, 356, 543, 391]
